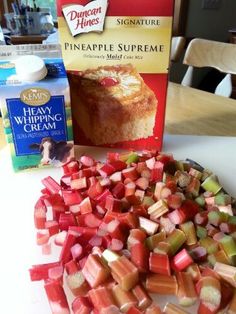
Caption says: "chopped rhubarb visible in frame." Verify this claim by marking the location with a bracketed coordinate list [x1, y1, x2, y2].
[82, 253, 110, 288]
[176, 272, 197, 306]
[171, 248, 193, 272]
[228, 290, 236, 314]
[139, 217, 159, 235]
[199, 276, 221, 312]
[146, 230, 166, 250]
[112, 284, 137, 312]
[127, 228, 147, 250]
[148, 199, 169, 221]
[34, 198, 47, 229]
[130, 242, 149, 272]
[71, 243, 83, 260]
[214, 262, 236, 288]
[36, 229, 50, 245]
[132, 284, 152, 311]
[149, 253, 171, 276]
[146, 274, 178, 295]
[165, 229, 186, 256]
[42, 176, 61, 195]
[88, 286, 118, 311]
[44, 279, 70, 314]
[48, 265, 64, 283]
[66, 270, 90, 296]
[145, 303, 162, 314]
[30, 149, 236, 313]
[109, 255, 139, 291]
[45, 220, 60, 236]
[163, 303, 190, 314]
[72, 296, 93, 314]
[59, 230, 78, 264]
[179, 221, 197, 246]
[29, 261, 61, 281]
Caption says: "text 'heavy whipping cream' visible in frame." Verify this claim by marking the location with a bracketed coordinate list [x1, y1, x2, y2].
[0, 44, 74, 172]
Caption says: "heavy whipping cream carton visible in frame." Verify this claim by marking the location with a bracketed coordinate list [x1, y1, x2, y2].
[0, 44, 74, 171]
[57, 0, 174, 150]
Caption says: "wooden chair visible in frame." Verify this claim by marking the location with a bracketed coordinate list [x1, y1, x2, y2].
[181, 38, 236, 97]
[171, 36, 186, 62]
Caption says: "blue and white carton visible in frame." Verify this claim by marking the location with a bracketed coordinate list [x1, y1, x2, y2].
[0, 44, 74, 171]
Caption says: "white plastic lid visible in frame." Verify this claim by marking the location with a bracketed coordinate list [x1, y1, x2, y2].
[14, 55, 48, 82]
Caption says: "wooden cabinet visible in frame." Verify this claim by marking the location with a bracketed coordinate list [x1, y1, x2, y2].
[10, 35, 47, 45]
[229, 29, 236, 99]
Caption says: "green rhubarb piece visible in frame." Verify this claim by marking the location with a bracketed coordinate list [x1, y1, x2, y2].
[148, 200, 169, 220]
[153, 241, 171, 255]
[196, 226, 207, 239]
[179, 221, 197, 246]
[218, 235, 236, 258]
[208, 250, 231, 267]
[229, 216, 236, 225]
[102, 249, 119, 263]
[200, 237, 219, 254]
[208, 211, 229, 226]
[146, 230, 166, 250]
[165, 229, 186, 256]
[195, 195, 205, 207]
[201, 175, 222, 195]
[126, 152, 139, 164]
[214, 193, 231, 206]
[119, 151, 134, 162]
[175, 160, 191, 171]
[142, 196, 155, 208]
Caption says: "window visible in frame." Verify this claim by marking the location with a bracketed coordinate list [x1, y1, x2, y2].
[22, 0, 57, 21]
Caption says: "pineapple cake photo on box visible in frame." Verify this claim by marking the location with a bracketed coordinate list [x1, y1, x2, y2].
[69, 64, 158, 145]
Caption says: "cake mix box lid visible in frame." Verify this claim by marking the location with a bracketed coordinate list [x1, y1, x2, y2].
[57, 0, 174, 150]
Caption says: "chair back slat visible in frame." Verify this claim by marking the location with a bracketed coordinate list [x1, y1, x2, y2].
[183, 38, 236, 75]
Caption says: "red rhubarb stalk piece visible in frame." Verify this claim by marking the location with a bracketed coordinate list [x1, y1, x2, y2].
[132, 284, 152, 311]
[59, 212, 77, 231]
[29, 261, 61, 281]
[44, 279, 70, 314]
[109, 255, 139, 291]
[149, 253, 171, 276]
[82, 253, 110, 288]
[62, 189, 83, 206]
[80, 155, 96, 167]
[66, 270, 90, 296]
[88, 286, 118, 311]
[34, 198, 47, 229]
[48, 265, 64, 283]
[60, 230, 78, 265]
[71, 297, 93, 314]
[130, 242, 149, 272]
[171, 248, 193, 272]
[42, 176, 61, 195]
[72, 296, 93, 314]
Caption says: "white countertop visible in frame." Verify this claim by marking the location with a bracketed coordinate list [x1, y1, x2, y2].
[0, 134, 236, 314]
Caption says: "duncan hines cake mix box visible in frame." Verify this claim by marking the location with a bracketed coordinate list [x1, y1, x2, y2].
[57, 0, 174, 150]
[0, 44, 74, 172]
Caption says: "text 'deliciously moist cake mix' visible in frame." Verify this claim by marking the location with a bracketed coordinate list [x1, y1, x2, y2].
[57, 0, 174, 150]
[0, 44, 74, 171]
